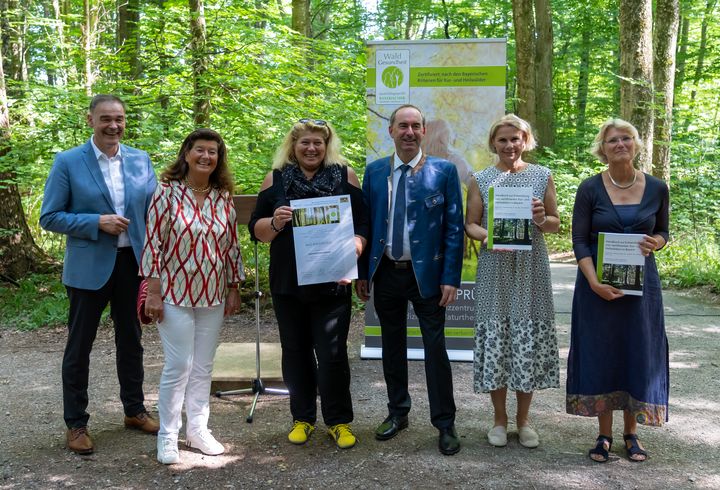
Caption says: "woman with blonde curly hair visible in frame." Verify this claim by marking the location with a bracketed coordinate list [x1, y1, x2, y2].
[249, 119, 369, 449]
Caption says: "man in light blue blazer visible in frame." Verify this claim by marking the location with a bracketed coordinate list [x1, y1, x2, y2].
[356, 104, 464, 455]
[40, 95, 158, 455]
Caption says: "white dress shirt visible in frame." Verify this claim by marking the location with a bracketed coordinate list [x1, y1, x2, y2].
[385, 149, 423, 261]
[90, 137, 129, 248]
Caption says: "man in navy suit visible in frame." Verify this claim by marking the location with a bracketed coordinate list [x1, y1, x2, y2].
[40, 95, 158, 454]
[356, 104, 464, 455]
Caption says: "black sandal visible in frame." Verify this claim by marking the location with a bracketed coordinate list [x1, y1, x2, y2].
[623, 433, 648, 462]
[588, 435, 613, 463]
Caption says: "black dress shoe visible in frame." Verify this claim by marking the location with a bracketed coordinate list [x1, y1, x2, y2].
[375, 415, 409, 441]
[438, 426, 461, 455]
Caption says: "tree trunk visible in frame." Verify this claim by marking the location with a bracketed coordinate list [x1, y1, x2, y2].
[674, 13, 689, 95]
[43, 0, 59, 85]
[513, 0, 536, 126]
[0, 25, 52, 281]
[1, 0, 24, 84]
[688, 0, 715, 104]
[652, 0, 679, 184]
[441, 0, 450, 39]
[619, 0, 654, 172]
[117, 0, 142, 78]
[291, 0, 310, 37]
[575, 26, 591, 139]
[189, 0, 209, 126]
[82, 0, 98, 95]
[534, 0, 554, 147]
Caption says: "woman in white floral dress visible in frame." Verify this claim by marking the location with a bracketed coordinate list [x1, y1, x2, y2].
[464, 114, 560, 448]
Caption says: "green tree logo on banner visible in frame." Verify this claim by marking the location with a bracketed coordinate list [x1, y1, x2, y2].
[381, 66, 404, 88]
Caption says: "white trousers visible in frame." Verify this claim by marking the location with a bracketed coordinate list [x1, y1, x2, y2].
[157, 302, 224, 438]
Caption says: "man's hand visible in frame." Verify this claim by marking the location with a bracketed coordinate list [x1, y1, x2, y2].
[439, 285, 457, 307]
[355, 279, 370, 302]
[99, 214, 130, 235]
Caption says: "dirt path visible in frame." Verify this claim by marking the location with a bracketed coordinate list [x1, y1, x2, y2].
[1, 263, 719, 489]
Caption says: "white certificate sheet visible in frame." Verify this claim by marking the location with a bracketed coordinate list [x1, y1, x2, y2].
[290, 194, 357, 286]
[596, 232, 645, 296]
[487, 186, 533, 251]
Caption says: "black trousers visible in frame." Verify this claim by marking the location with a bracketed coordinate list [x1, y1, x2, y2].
[373, 257, 456, 429]
[63, 248, 146, 428]
[272, 292, 353, 426]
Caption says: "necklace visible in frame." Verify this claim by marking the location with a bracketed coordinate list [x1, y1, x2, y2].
[184, 178, 211, 193]
[607, 169, 637, 189]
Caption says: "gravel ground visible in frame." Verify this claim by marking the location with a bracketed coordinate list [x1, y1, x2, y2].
[1, 264, 719, 489]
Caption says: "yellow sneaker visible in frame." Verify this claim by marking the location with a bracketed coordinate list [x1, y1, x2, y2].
[327, 423, 357, 449]
[288, 421, 315, 445]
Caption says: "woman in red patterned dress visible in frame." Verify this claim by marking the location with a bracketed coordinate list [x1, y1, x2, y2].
[140, 129, 244, 464]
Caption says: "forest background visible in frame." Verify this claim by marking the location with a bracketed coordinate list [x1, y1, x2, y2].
[0, 0, 718, 329]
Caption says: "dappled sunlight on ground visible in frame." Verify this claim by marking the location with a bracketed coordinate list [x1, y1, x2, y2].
[169, 449, 245, 470]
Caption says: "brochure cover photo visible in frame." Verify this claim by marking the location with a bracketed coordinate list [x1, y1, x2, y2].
[486, 186, 533, 250]
[596, 232, 645, 296]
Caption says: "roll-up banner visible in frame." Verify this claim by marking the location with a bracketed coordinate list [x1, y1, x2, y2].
[362, 39, 507, 362]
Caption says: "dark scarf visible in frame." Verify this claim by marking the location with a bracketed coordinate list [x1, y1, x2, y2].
[281, 163, 342, 200]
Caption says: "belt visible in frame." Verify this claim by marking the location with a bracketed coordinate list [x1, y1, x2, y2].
[382, 256, 412, 270]
[117, 247, 133, 253]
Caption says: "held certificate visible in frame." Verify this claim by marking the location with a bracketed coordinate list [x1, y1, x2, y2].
[290, 194, 357, 286]
[596, 232, 645, 296]
[487, 186, 533, 251]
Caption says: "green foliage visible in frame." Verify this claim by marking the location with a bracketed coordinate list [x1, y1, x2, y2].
[0, 274, 68, 330]
[2, 0, 720, 334]
[658, 232, 720, 292]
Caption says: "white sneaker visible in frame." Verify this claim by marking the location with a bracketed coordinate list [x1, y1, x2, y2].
[186, 429, 225, 455]
[157, 435, 180, 464]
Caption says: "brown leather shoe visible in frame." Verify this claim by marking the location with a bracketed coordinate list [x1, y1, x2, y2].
[124, 412, 159, 434]
[66, 427, 94, 455]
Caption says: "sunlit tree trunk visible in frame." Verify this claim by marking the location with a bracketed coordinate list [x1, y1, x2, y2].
[513, 0, 536, 126]
[685, 0, 715, 123]
[82, 0, 99, 95]
[619, 0, 654, 172]
[189, 0, 209, 125]
[674, 12, 689, 96]
[291, 0, 310, 37]
[652, 0, 679, 184]
[534, 0, 554, 147]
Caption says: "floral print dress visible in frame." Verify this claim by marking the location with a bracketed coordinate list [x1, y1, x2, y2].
[472, 164, 560, 393]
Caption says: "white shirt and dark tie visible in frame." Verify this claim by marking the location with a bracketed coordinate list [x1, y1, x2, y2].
[385, 149, 423, 262]
[90, 137, 129, 248]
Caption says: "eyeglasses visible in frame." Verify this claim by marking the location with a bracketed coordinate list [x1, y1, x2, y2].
[604, 136, 634, 146]
[299, 118, 327, 126]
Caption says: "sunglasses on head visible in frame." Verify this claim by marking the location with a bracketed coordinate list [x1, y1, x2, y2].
[299, 118, 327, 126]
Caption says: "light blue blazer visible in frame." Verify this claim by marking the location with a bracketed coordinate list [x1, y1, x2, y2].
[359, 155, 464, 298]
[40, 141, 157, 290]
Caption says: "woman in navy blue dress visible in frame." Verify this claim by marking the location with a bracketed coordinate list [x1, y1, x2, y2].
[566, 119, 669, 463]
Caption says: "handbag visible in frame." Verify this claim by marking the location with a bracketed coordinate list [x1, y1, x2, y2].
[136, 279, 153, 325]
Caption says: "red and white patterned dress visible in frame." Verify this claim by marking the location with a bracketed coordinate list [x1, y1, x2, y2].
[140, 180, 244, 307]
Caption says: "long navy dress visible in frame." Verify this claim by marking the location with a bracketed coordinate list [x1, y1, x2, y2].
[566, 173, 670, 426]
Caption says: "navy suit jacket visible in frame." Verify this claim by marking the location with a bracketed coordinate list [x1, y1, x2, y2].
[359, 155, 464, 298]
[40, 141, 157, 290]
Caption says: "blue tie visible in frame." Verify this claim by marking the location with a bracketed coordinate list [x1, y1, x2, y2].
[392, 165, 409, 260]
